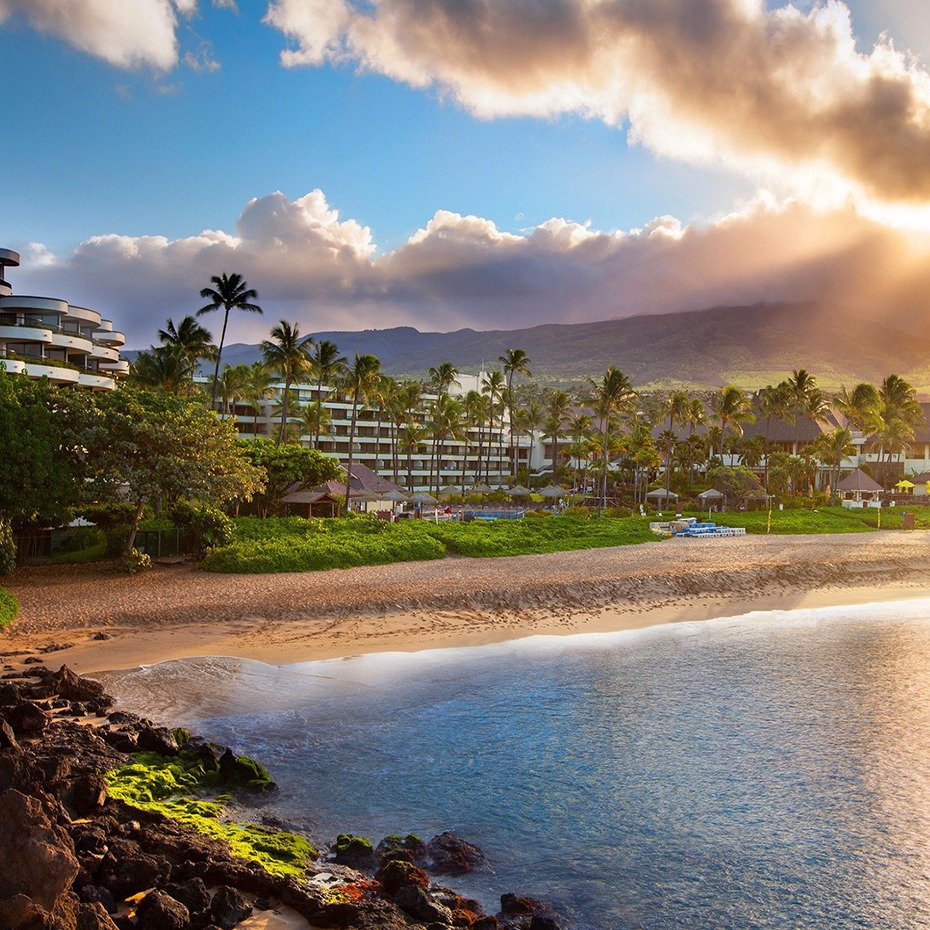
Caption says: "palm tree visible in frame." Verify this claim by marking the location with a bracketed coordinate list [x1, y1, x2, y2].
[662, 390, 691, 501]
[482, 369, 506, 485]
[812, 428, 855, 502]
[543, 389, 572, 482]
[341, 353, 382, 514]
[589, 367, 635, 511]
[157, 315, 216, 386]
[834, 382, 881, 432]
[129, 347, 190, 394]
[196, 272, 263, 405]
[390, 381, 423, 484]
[400, 421, 428, 491]
[308, 340, 347, 448]
[261, 320, 313, 445]
[300, 400, 332, 445]
[429, 393, 466, 491]
[242, 361, 275, 436]
[428, 361, 459, 396]
[686, 397, 706, 436]
[217, 363, 249, 418]
[499, 348, 532, 481]
[463, 390, 491, 486]
[712, 385, 754, 455]
[515, 399, 544, 485]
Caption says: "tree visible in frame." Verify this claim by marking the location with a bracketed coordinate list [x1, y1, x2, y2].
[308, 340, 347, 448]
[129, 347, 192, 395]
[514, 398, 543, 484]
[589, 367, 635, 511]
[237, 437, 341, 517]
[543, 389, 572, 482]
[261, 320, 312, 445]
[834, 382, 880, 432]
[341, 353, 382, 514]
[429, 393, 465, 491]
[812, 428, 855, 502]
[0, 374, 86, 528]
[428, 361, 459, 396]
[197, 272, 263, 405]
[482, 369, 506, 485]
[83, 387, 263, 553]
[712, 385, 754, 455]
[704, 464, 764, 510]
[400, 422, 428, 491]
[217, 364, 249, 417]
[463, 389, 490, 486]
[499, 348, 532, 481]
[242, 362, 275, 435]
[157, 315, 216, 387]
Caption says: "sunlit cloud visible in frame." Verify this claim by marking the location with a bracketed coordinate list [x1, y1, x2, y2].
[0, 0, 196, 70]
[12, 189, 930, 348]
[264, 0, 930, 206]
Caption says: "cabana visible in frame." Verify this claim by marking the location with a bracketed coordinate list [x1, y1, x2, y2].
[836, 468, 883, 507]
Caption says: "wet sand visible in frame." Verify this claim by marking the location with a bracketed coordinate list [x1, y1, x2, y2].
[3, 531, 930, 674]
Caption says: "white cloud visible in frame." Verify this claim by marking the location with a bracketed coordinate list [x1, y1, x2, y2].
[263, 0, 930, 205]
[11, 189, 930, 348]
[0, 0, 196, 70]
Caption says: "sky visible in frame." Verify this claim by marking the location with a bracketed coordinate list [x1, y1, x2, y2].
[3, 0, 930, 349]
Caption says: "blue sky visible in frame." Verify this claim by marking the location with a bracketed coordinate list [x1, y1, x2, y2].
[2, 0, 930, 347]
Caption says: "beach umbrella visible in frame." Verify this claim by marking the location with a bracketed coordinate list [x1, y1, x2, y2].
[469, 483, 493, 495]
[896, 479, 915, 490]
[407, 491, 439, 505]
[697, 489, 724, 500]
[646, 488, 678, 500]
[538, 484, 568, 498]
[507, 485, 532, 497]
[437, 484, 462, 497]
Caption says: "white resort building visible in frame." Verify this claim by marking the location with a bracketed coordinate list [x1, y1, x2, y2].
[0, 247, 127, 389]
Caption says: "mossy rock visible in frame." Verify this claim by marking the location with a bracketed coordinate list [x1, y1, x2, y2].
[334, 834, 377, 869]
[375, 858, 430, 895]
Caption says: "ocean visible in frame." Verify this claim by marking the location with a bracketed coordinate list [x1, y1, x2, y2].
[99, 599, 930, 929]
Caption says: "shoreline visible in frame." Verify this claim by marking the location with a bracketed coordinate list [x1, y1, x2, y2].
[3, 532, 930, 674]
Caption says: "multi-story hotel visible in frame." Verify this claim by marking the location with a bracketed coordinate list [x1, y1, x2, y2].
[0, 247, 127, 389]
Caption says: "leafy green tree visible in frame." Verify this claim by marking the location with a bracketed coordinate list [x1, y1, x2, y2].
[237, 437, 341, 516]
[242, 361, 275, 435]
[543, 389, 572, 482]
[712, 385, 754, 454]
[811, 427, 856, 502]
[129, 346, 192, 394]
[197, 272, 263, 405]
[0, 374, 86, 527]
[157, 315, 216, 386]
[83, 387, 263, 553]
[705, 464, 764, 510]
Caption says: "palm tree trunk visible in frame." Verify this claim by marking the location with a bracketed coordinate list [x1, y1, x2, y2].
[315, 375, 324, 447]
[210, 308, 231, 406]
[344, 399, 359, 516]
[277, 376, 292, 445]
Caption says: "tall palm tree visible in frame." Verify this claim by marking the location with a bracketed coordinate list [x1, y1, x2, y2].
[499, 348, 532, 481]
[589, 367, 635, 511]
[544, 389, 572, 482]
[463, 389, 491, 486]
[301, 400, 332, 445]
[686, 397, 706, 436]
[242, 361, 275, 436]
[662, 390, 691, 501]
[390, 381, 423, 484]
[196, 272, 263, 405]
[400, 421, 428, 491]
[482, 369, 506, 486]
[261, 320, 313, 445]
[158, 314, 215, 365]
[308, 340, 347, 448]
[812, 428, 855, 502]
[515, 398, 544, 485]
[341, 353, 382, 514]
[217, 363, 249, 418]
[429, 393, 466, 492]
[712, 385, 754, 456]
[428, 361, 459, 396]
[834, 382, 881, 432]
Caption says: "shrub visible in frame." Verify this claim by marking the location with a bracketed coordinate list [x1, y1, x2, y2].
[170, 501, 233, 554]
[0, 586, 18, 628]
[120, 548, 152, 574]
[203, 525, 445, 574]
[0, 520, 16, 576]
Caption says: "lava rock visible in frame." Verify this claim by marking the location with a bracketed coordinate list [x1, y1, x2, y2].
[0, 717, 18, 750]
[136, 724, 179, 756]
[135, 889, 190, 930]
[333, 834, 378, 871]
[426, 832, 489, 875]
[77, 900, 121, 930]
[375, 859, 431, 896]
[394, 884, 453, 924]
[4, 701, 50, 738]
[210, 886, 253, 929]
[164, 877, 211, 914]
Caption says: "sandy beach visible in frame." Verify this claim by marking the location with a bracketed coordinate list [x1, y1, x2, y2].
[2, 531, 929, 675]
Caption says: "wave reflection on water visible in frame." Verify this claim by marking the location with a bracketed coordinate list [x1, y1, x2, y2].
[99, 601, 930, 929]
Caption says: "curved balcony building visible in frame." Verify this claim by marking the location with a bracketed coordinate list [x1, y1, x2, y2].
[0, 248, 126, 390]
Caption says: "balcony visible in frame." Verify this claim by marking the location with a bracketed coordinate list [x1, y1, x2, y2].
[91, 344, 120, 363]
[49, 331, 94, 353]
[99, 358, 129, 375]
[0, 248, 20, 268]
[0, 295, 68, 316]
[0, 323, 53, 344]
[23, 361, 80, 384]
[0, 357, 25, 374]
[77, 371, 116, 390]
[66, 305, 103, 326]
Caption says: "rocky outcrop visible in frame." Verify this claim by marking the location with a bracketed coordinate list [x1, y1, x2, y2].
[0, 665, 563, 930]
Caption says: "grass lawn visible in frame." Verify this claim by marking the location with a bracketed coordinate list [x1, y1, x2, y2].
[691, 504, 930, 534]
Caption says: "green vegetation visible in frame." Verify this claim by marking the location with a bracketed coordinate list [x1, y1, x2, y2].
[106, 750, 316, 878]
[421, 513, 657, 557]
[203, 512, 656, 572]
[0, 586, 18, 628]
[705, 504, 930, 535]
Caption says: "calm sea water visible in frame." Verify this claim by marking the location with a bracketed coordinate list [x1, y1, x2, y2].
[100, 600, 930, 930]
